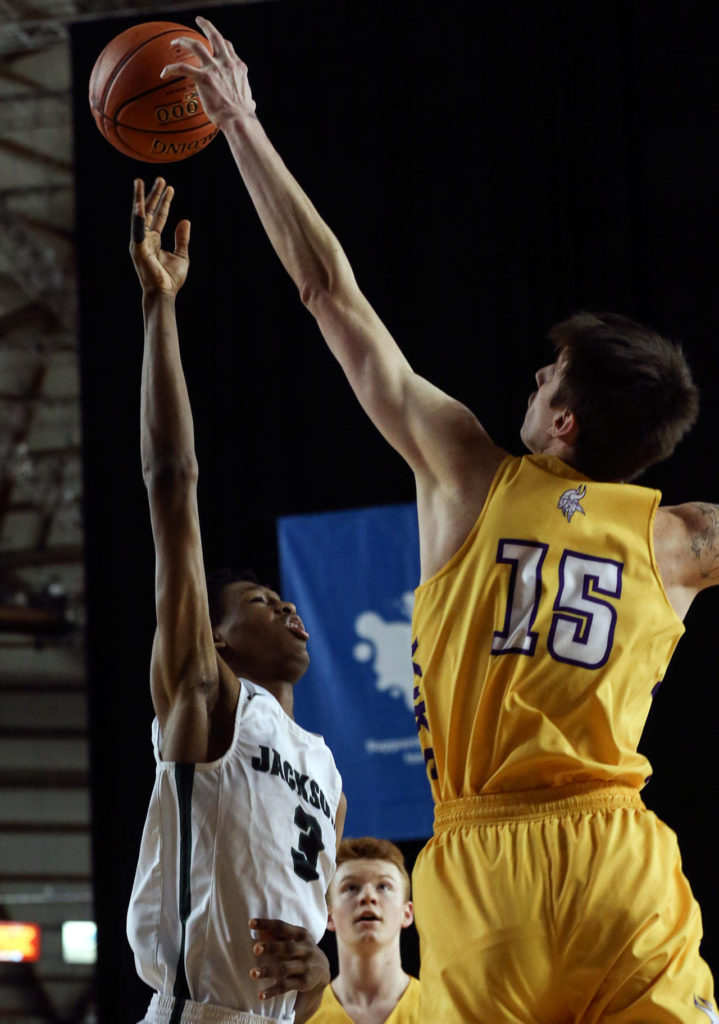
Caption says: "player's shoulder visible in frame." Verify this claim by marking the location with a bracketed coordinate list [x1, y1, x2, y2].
[655, 500, 719, 543]
[655, 501, 719, 596]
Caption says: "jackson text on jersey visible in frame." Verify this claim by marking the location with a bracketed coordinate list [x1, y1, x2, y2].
[251, 744, 337, 827]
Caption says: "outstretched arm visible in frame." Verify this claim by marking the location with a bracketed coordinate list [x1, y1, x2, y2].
[131, 178, 233, 760]
[162, 20, 506, 501]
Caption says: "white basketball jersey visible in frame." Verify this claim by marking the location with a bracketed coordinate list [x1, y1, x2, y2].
[127, 680, 343, 1023]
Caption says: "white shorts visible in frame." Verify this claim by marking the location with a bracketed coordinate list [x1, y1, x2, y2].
[138, 994, 289, 1024]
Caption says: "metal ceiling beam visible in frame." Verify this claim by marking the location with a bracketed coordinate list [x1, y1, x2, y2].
[0, 0, 249, 56]
[0, 216, 70, 316]
[0, 184, 72, 198]
[0, 333, 78, 354]
[2, 90, 71, 132]
[0, 544, 83, 568]
[3, 210, 75, 244]
[0, 303, 60, 337]
[0, 605, 74, 634]
[0, 63, 56, 89]
[0, 360, 45, 522]
[0, 767, 88, 786]
[0, 680, 85, 691]
[0, 21, 68, 57]
[0, 136, 72, 174]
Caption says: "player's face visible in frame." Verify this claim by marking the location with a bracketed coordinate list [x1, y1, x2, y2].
[520, 358, 564, 453]
[327, 859, 413, 950]
[213, 581, 310, 682]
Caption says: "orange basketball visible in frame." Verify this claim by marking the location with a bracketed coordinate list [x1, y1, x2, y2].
[89, 21, 218, 163]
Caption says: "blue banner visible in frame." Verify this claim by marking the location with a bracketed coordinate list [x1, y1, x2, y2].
[278, 504, 433, 840]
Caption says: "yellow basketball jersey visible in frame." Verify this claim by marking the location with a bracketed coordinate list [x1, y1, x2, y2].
[307, 977, 420, 1023]
[411, 454, 684, 800]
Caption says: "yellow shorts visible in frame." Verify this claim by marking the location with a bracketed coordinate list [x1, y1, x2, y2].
[412, 782, 715, 1024]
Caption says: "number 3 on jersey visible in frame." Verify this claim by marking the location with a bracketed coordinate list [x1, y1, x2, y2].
[492, 539, 623, 669]
[291, 805, 325, 882]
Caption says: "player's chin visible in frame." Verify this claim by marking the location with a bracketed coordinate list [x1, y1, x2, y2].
[286, 629, 310, 655]
[519, 422, 536, 453]
[286, 646, 310, 681]
[354, 919, 383, 934]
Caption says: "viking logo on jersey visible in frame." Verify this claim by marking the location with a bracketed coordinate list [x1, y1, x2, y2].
[557, 484, 587, 522]
[694, 995, 719, 1022]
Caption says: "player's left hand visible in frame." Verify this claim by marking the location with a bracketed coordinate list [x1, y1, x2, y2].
[248, 918, 330, 1001]
[129, 177, 190, 296]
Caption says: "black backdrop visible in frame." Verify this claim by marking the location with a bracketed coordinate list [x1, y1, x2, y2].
[71, 1, 719, 1018]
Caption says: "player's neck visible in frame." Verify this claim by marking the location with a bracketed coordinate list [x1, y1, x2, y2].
[246, 677, 295, 718]
[537, 437, 575, 464]
[333, 944, 408, 1008]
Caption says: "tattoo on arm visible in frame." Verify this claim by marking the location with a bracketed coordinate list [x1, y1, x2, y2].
[689, 503, 719, 579]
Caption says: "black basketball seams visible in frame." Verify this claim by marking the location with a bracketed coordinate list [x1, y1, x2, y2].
[94, 28, 188, 117]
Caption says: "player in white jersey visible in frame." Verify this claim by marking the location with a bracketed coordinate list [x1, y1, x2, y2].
[128, 177, 346, 1024]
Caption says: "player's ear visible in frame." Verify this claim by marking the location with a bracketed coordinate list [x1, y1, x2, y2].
[401, 901, 414, 929]
[326, 909, 336, 932]
[551, 407, 578, 443]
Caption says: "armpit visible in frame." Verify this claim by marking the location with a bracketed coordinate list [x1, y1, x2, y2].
[688, 502, 719, 580]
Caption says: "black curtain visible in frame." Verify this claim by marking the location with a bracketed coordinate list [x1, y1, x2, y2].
[71, 2, 719, 1018]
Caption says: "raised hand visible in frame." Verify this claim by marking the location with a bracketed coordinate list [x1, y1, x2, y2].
[161, 16, 257, 128]
[248, 917, 329, 1002]
[129, 177, 190, 296]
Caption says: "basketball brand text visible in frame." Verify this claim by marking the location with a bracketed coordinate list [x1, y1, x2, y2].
[149, 129, 218, 156]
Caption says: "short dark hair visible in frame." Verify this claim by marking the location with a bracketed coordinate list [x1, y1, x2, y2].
[549, 311, 699, 481]
[205, 568, 259, 627]
[330, 837, 411, 903]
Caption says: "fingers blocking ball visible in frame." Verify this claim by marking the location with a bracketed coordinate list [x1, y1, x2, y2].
[89, 22, 217, 163]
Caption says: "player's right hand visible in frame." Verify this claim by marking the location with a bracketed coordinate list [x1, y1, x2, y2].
[129, 177, 190, 296]
[160, 17, 257, 130]
[248, 918, 330, 1001]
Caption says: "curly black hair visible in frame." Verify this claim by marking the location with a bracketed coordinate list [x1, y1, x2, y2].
[205, 567, 259, 627]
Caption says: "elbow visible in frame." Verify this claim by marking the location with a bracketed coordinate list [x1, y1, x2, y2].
[142, 452, 199, 492]
[299, 246, 355, 314]
[299, 274, 331, 313]
[300, 273, 354, 321]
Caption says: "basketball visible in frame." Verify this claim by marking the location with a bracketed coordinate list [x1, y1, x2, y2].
[89, 21, 218, 163]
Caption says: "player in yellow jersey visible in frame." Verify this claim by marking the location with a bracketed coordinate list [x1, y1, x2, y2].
[166, 18, 717, 1023]
[307, 838, 419, 1024]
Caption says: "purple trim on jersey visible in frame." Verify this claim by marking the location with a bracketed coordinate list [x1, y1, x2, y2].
[413, 683, 430, 733]
[492, 539, 549, 657]
[547, 549, 623, 670]
[412, 635, 423, 680]
[694, 995, 719, 1022]
[412, 644, 437, 781]
[423, 746, 438, 781]
[651, 680, 662, 698]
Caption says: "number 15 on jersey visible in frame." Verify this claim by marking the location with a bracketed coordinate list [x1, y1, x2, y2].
[491, 539, 623, 670]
